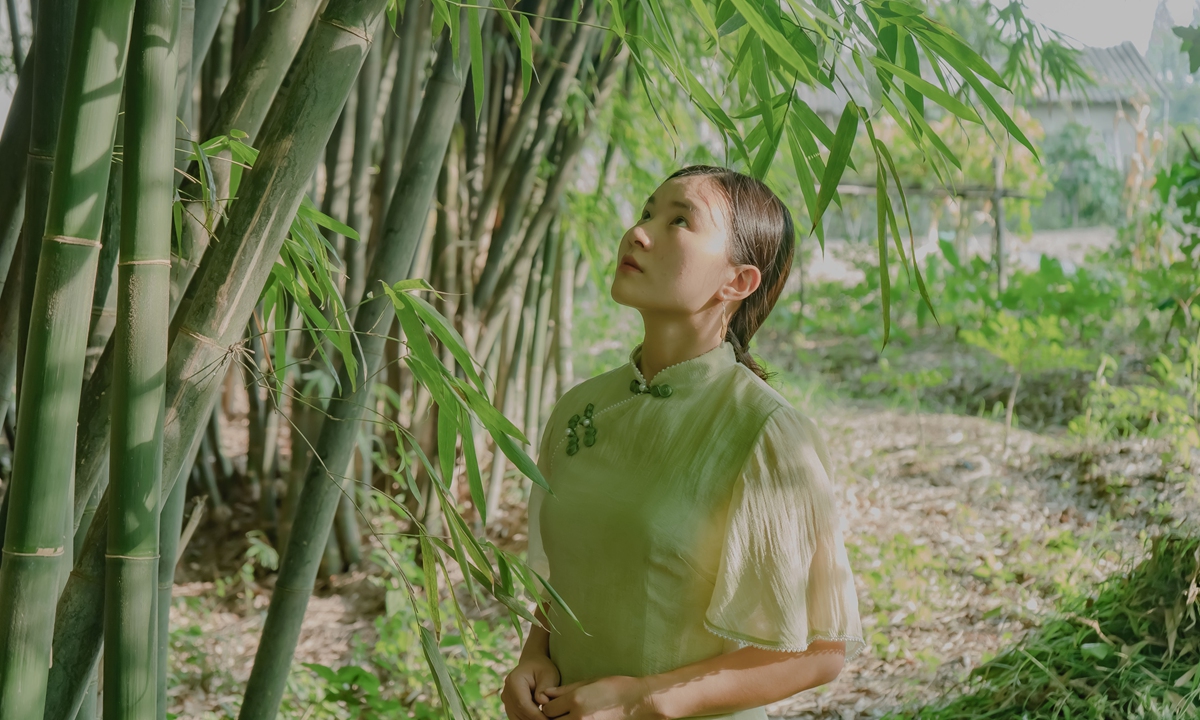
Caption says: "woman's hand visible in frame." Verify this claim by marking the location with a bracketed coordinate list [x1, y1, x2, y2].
[503, 654, 561, 720]
[540, 676, 662, 720]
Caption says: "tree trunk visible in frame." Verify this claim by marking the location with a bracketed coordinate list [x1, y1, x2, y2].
[238, 24, 467, 719]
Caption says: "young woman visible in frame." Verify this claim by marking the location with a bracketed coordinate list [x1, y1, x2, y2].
[501, 165, 864, 720]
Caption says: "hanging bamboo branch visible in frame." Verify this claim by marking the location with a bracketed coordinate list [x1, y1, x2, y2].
[238, 22, 468, 720]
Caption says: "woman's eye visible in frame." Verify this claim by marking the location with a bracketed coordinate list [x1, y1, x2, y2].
[673, 216, 688, 226]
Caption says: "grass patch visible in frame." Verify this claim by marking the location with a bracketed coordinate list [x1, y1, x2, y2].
[884, 532, 1200, 719]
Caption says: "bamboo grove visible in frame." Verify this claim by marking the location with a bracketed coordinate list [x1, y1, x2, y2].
[0, 0, 1053, 716]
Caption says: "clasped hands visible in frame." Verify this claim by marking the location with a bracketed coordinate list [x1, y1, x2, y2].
[503, 656, 663, 720]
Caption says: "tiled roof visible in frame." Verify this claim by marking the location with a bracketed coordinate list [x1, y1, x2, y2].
[1033, 41, 1166, 104]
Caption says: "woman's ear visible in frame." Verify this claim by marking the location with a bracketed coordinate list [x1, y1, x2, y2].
[720, 262, 758, 302]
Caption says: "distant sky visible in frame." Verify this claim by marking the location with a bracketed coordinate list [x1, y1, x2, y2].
[1024, 0, 1195, 52]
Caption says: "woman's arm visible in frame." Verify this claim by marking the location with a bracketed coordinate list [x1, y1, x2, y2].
[540, 638, 846, 720]
[643, 640, 846, 720]
[520, 601, 553, 662]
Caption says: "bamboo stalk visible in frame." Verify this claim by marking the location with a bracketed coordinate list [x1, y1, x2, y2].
[0, 56, 33, 300]
[555, 233, 574, 396]
[48, 1, 392, 711]
[85, 146, 123, 381]
[238, 24, 467, 719]
[5, 0, 22, 71]
[0, 236, 20, 443]
[345, 36, 383, 309]
[171, 0, 323, 314]
[524, 214, 558, 452]
[156, 475, 188, 720]
[471, 14, 594, 309]
[0, 0, 135, 711]
[16, 0, 77, 398]
[104, 0, 180, 715]
[73, 0, 325, 537]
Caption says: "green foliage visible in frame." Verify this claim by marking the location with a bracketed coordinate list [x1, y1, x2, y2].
[960, 311, 1091, 377]
[298, 530, 520, 720]
[1038, 122, 1124, 228]
[177, 133, 359, 395]
[884, 533, 1200, 719]
[860, 357, 946, 414]
[1071, 341, 1200, 466]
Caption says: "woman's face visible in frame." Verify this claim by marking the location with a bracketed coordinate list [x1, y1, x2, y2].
[610, 175, 742, 316]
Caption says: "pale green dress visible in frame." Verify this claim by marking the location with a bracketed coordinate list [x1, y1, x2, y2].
[525, 340, 865, 718]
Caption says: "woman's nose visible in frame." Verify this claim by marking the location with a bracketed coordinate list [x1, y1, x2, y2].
[629, 225, 650, 249]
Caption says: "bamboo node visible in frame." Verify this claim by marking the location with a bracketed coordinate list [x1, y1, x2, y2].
[178, 326, 227, 350]
[320, 17, 371, 42]
[45, 235, 101, 248]
[1, 546, 65, 557]
[117, 259, 172, 266]
[103, 553, 161, 561]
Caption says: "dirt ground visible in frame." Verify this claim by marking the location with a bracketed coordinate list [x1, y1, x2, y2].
[168, 404, 1199, 719]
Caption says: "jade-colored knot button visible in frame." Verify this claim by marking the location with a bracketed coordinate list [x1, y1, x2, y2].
[629, 379, 673, 397]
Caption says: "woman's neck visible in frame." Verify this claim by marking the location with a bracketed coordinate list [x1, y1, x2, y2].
[638, 312, 720, 386]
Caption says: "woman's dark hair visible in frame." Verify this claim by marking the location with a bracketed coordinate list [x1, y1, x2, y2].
[665, 164, 795, 382]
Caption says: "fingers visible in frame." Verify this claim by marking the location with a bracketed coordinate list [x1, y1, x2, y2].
[542, 680, 583, 697]
[504, 676, 549, 720]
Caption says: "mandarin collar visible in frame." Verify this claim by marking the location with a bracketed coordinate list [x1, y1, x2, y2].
[627, 340, 737, 394]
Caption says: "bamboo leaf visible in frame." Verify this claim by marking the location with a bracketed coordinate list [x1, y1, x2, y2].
[437, 399, 457, 499]
[420, 533, 441, 635]
[960, 69, 1038, 158]
[297, 198, 360, 240]
[458, 406, 487, 525]
[467, 1, 484, 123]
[418, 625, 470, 720]
[812, 102, 859, 231]
[689, 0, 719, 45]
[518, 15, 533, 96]
[792, 97, 835, 148]
[869, 56, 981, 124]
[876, 167, 891, 348]
[404, 292, 486, 390]
[786, 119, 824, 249]
[913, 24, 1009, 90]
[902, 31, 924, 118]
[728, 0, 812, 81]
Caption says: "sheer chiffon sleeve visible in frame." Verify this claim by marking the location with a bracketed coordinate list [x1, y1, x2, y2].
[704, 406, 866, 660]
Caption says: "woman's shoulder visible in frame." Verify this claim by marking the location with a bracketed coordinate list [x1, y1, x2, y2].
[726, 365, 827, 454]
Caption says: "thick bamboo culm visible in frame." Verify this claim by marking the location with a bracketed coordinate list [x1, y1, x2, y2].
[15, 0, 75, 400]
[49, 0, 396, 711]
[72, 0, 324, 543]
[104, 0, 180, 717]
[0, 0, 135, 713]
